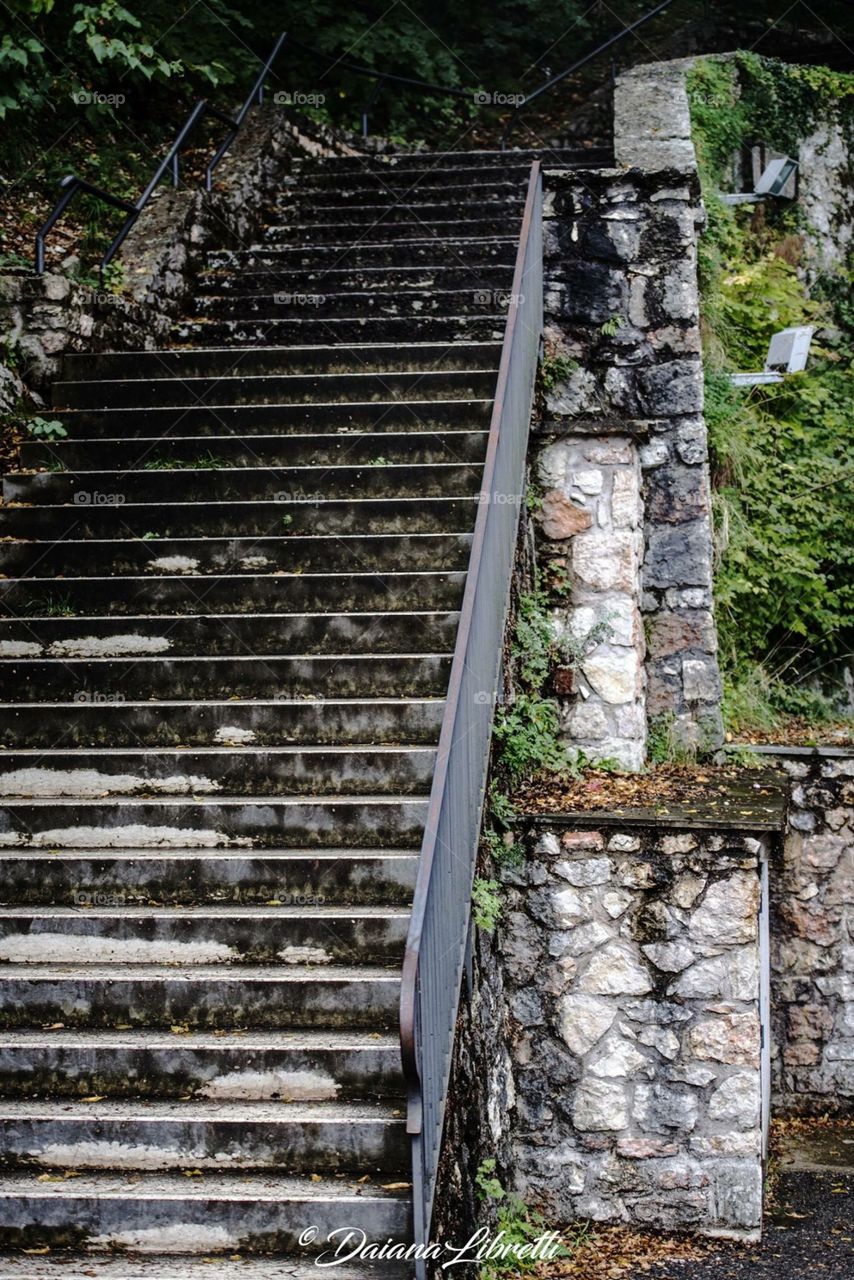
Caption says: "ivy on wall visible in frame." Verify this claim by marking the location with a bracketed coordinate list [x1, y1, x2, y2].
[687, 54, 854, 731]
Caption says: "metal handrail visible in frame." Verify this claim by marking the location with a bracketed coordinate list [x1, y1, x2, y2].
[33, 2, 674, 275]
[36, 97, 214, 277]
[500, 0, 673, 147]
[205, 30, 289, 190]
[399, 160, 543, 1268]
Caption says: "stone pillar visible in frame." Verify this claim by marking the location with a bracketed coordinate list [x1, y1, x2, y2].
[539, 159, 723, 764]
[501, 821, 772, 1239]
[768, 747, 854, 1114]
[537, 428, 646, 770]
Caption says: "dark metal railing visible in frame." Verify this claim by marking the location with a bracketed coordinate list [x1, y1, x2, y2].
[35, 97, 234, 278]
[34, 0, 673, 274]
[500, 0, 673, 147]
[400, 161, 543, 1268]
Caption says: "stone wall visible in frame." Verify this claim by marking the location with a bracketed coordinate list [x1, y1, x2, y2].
[765, 747, 854, 1114]
[499, 817, 779, 1239]
[536, 160, 722, 765]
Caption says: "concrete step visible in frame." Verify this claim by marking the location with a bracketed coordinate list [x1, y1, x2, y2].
[283, 176, 527, 202]
[193, 288, 510, 322]
[0, 496, 475, 541]
[0, 1027, 403, 1101]
[293, 145, 610, 171]
[0, 848, 419, 907]
[207, 237, 516, 270]
[267, 199, 523, 230]
[197, 263, 514, 296]
[0, 794, 428, 849]
[59, 339, 503, 382]
[193, 289, 512, 322]
[3, 461, 483, 506]
[0, 530, 473, 579]
[0, 1169, 412, 1254]
[0, 745, 436, 798]
[0, 964, 401, 1030]
[45, 396, 491, 439]
[0, 696, 443, 749]
[0, 1098, 408, 1174]
[0, 1253, 413, 1279]
[0, 905, 409, 966]
[0, 610, 460, 659]
[21, 429, 488, 473]
[0, 652, 451, 702]
[52, 369, 496, 411]
[0, 570, 466, 618]
[173, 314, 505, 345]
[262, 215, 520, 244]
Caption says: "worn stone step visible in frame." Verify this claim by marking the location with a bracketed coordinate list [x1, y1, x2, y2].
[0, 610, 460, 659]
[0, 652, 451, 703]
[293, 145, 609, 170]
[267, 198, 523, 230]
[0, 496, 475, 541]
[0, 905, 409, 966]
[21, 429, 488, 474]
[0, 745, 436, 798]
[4, 461, 482, 506]
[0, 964, 401, 1030]
[0, 530, 473, 579]
[0, 1169, 412, 1254]
[283, 176, 527, 202]
[0, 1027, 403, 1101]
[262, 215, 520, 243]
[0, 696, 443, 749]
[0, 655, 453, 706]
[0, 1098, 407, 1174]
[207, 237, 516, 269]
[193, 288, 510, 322]
[197, 263, 514, 296]
[286, 177, 524, 204]
[0, 794, 428, 849]
[0, 1253, 414, 1279]
[173, 314, 505, 345]
[52, 369, 496, 411]
[0, 570, 466, 618]
[59, 339, 503, 382]
[0, 848, 419, 907]
[46, 396, 491, 440]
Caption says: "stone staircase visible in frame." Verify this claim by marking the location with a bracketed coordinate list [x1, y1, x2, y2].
[0, 146, 595, 1274]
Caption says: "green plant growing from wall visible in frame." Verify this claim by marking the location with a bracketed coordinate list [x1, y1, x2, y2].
[472, 878, 502, 933]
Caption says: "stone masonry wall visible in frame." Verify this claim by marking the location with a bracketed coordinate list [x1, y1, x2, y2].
[537, 161, 722, 765]
[500, 821, 773, 1239]
[766, 748, 854, 1114]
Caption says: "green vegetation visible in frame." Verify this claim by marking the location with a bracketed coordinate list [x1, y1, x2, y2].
[687, 54, 854, 734]
[24, 417, 67, 441]
[475, 1159, 581, 1276]
[472, 878, 502, 933]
